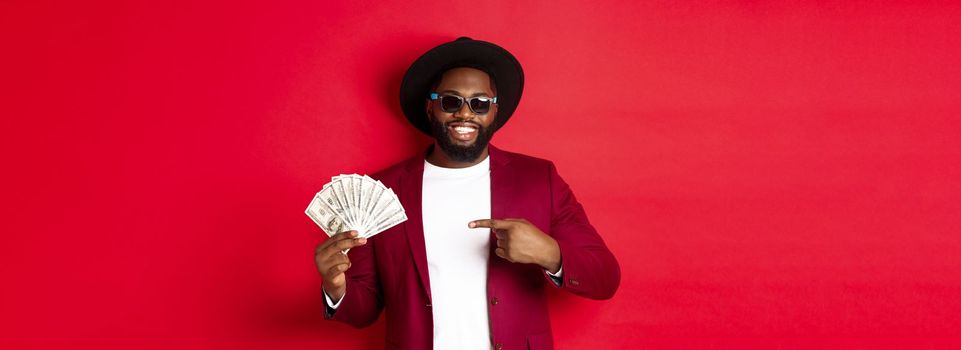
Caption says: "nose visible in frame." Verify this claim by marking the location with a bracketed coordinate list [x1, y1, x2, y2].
[454, 99, 473, 118]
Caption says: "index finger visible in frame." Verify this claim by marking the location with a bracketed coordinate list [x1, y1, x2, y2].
[468, 219, 512, 230]
[323, 230, 358, 246]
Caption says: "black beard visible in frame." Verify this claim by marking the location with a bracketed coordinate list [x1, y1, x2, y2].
[429, 118, 495, 163]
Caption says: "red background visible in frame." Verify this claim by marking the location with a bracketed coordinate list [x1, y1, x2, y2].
[3, 1, 960, 348]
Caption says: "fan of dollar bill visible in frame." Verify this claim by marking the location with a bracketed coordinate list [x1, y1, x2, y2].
[305, 174, 407, 240]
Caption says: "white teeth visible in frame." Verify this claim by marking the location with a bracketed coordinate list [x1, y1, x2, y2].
[453, 126, 476, 134]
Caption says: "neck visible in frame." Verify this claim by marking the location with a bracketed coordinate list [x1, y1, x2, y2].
[426, 143, 490, 168]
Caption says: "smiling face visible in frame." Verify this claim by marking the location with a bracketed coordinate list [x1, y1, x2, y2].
[425, 67, 498, 167]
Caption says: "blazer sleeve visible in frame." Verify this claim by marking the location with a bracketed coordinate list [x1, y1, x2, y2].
[323, 235, 384, 328]
[547, 162, 621, 300]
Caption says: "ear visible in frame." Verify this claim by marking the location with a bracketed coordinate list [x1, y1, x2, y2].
[425, 99, 433, 120]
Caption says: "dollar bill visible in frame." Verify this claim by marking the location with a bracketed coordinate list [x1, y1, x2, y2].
[358, 175, 378, 231]
[305, 194, 346, 236]
[331, 179, 354, 228]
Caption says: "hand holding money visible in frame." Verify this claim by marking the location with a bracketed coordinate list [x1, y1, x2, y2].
[469, 218, 562, 273]
[306, 174, 407, 301]
[314, 230, 366, 301]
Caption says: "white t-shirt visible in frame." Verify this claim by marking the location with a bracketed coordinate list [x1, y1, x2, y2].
[421, 156, 492, 349]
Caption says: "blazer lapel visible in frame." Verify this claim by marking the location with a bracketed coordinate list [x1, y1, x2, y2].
[488, 145, 515, 219]
[400, 153, 432, 302]
[487, 145, 515, 298]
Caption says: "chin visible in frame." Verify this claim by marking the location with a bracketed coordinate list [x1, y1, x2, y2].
[429, 118, 494, 163]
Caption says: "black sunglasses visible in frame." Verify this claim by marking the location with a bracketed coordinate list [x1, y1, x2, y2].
[430, 92, 498, 114]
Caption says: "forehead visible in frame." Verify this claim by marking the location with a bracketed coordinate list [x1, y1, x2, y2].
[436, 67, 495, 96]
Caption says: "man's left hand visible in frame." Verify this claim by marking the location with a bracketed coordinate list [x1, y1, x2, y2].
[469, 218, 561, 273]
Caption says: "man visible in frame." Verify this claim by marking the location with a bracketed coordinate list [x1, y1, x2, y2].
[314, 37, 620, 349]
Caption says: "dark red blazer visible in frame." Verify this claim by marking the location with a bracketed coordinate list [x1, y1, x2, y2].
[325, 145, 620, 350]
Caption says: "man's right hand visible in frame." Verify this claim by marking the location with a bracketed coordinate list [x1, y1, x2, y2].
[314, 230, 367, 302]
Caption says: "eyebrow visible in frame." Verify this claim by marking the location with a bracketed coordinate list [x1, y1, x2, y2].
[438, 90, 494, 98]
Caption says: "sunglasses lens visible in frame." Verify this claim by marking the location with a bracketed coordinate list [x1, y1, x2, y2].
[469, 98, 491, 114]
[440, 96, 462, 113]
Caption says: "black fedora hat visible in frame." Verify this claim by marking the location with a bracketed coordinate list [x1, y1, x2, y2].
[400, 37, 524, 135]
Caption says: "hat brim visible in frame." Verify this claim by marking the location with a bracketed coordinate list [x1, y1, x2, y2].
[400, 38, 524, 135]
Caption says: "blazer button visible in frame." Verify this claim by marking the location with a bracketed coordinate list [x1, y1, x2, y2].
[490, 297, 499, 306]
[426, 303, 432, 308]
[495, 343, 503, 350]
